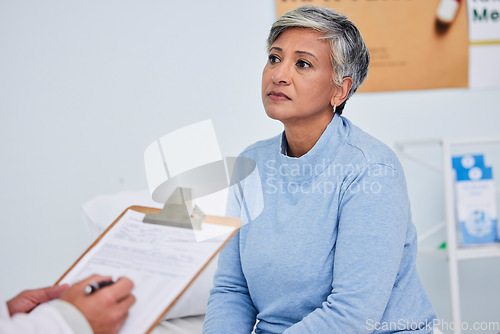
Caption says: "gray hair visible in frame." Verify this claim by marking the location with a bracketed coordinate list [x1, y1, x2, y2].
[267, 6, 370, 115]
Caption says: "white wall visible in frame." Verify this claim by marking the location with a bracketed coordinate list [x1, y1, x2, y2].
[1, 0, 499, 330]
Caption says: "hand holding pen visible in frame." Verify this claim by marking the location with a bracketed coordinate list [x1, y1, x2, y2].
[84, 279, 116, 295]
[60, 275, 135, 334]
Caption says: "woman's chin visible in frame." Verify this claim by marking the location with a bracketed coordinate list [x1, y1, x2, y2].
[265, 108, 292, 123]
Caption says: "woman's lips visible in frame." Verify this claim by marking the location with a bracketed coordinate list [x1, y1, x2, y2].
[268, 91, 291, 101]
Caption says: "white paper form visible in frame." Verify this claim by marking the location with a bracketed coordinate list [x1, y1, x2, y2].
[60, 209, 237, 334]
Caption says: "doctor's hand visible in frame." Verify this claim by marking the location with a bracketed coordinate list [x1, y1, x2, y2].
[6, 284, 70, 315]
[60, 274, 135, 334]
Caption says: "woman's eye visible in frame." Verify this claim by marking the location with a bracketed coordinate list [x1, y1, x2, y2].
[268, 55, 280, 64]
[296, 60, 311, 68]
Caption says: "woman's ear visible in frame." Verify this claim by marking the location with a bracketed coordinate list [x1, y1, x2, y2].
[331, 77, 353, 107]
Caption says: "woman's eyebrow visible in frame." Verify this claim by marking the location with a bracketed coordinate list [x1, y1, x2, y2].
[295, 50, 318, 61]
[269, 47, 318, 61]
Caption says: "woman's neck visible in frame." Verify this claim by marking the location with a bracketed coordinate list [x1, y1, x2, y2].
[284, 112, 334, 158]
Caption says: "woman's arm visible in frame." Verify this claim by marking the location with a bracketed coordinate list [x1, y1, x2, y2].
[203, 184, 258, 334]
[284, 163, 416, 333]
[203, 230, 257, 334]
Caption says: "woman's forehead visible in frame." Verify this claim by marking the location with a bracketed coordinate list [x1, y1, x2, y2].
[271, 28, 331, 59]
[271, 28, 330, 49]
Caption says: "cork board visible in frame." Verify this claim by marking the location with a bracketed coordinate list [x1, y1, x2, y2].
[275, 0, 469, 92]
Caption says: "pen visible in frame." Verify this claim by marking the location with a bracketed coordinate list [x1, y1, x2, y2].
[84, 280, 115, 295]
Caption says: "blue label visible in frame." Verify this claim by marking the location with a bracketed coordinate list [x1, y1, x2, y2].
[452, 154, 493, 181]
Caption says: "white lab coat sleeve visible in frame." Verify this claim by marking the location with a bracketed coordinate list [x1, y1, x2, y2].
[0, 290, 92, 334]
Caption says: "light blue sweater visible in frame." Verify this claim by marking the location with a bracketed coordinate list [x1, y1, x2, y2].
[203, 115, 436, 334]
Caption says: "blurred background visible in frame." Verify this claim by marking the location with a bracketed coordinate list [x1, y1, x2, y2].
[1, 0, 499, 332]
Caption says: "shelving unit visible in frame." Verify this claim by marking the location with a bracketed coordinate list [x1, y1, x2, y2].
[395, 137, 500, 334]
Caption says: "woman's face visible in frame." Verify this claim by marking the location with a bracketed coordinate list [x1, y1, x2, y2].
[262, 28, 338, 125]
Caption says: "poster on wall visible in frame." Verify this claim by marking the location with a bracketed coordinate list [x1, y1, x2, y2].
[275, 0, 500, 92]
[467, 0, 500, 89]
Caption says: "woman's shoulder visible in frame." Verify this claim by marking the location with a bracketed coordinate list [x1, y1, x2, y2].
[341, 117, 400, 168]
[239, 133, 282, 159]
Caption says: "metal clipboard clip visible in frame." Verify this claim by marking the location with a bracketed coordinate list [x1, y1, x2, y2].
[143, 187, 205, 230]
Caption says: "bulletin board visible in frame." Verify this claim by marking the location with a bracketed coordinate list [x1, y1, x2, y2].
[275, 0, 500, 92]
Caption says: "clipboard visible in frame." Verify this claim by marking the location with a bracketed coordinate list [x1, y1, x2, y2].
[56, 205, 241, 334]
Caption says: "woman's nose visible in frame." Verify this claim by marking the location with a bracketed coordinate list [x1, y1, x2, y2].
[272, 64, 291, 85]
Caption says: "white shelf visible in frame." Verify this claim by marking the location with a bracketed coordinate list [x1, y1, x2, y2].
[396, 136, 500, 334]
[419, 244, 500, 260]
[456, 244, 500, 260]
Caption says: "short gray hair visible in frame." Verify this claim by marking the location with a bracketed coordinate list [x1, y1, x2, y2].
[267, 6, 370, 115]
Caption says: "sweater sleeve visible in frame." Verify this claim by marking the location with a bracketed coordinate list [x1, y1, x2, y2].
[284, 163, 411, 333]
[202, 184, 257, 334]
[202, 230, 257, 334]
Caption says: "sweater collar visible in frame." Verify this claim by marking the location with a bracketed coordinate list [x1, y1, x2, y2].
[278, 115, 348, 182]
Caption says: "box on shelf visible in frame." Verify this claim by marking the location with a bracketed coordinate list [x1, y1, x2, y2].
[452, 154, 499, 246]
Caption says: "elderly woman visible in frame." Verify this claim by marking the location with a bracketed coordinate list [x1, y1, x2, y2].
[203, 5, 435, 334]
